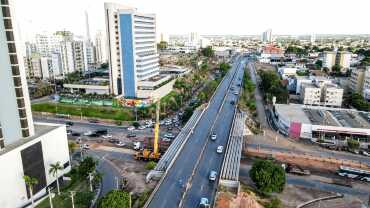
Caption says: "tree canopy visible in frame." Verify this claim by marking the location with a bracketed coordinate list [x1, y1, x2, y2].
[98, 190, 131, 208]
[259, 71, 289, 103]
[349, 93, 370, 111]
[201, 46, 214, 57]
[249, 160, 286, 194]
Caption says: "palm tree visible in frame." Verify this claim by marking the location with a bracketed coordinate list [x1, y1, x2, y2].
[23, 175, 38, 208]
[49, 162, 63, 195]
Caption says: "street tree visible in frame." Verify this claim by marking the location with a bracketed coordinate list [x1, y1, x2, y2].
[250, 160, 286, 194]
[98, 190, 131, 208]
[23, 175, 39, 208]
[49, 162, 63, 195]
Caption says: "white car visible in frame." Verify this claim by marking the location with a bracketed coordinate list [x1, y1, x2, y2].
[210, 134, 217, 141]
[83, 131, 93, 136]
[209, 171, 217, 181]
[116, 141, 125, 147]
[138, 126, 146, 130]
[217, 146, 224, 153]
[127, 126, 135, 131]
[162, 137, 171, 142]
[362, 151, 370, 157]
[80, 144, 90, 150]
[102, 134, 112, 139]
[164, 133, 175, 138]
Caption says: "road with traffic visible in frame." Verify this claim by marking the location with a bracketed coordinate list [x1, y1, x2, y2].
[147, 56, 246, 208]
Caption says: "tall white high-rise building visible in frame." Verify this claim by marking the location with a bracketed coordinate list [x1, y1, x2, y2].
[262, 29, 272, 43]
[310, 33, 316, 44]
[72, 37, 86, 72]
[0, 2, 71, 207]
[95, 30, 105, 64]
[84, 11, 95, 71]
[60, 40, 75, 75]
[105, 3, 160, 96]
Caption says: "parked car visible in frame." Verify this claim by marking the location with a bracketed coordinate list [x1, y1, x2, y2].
[127, 133, 136, 138]
[95, 129, 108, 136]
[164, 133, 175, 138]
[127, 126, 135, 131]
[66, 121, 74, 127]
[209, 171, 217, 181]
[216, 146, 224, 153]
[88, 119, 99, 123]
[84, 131, 93, 136]
[138, 126, 146, 130]
[162, 137, 172, 142]
[210, 134, 217, 141]
[108, 138, 119, 143]
[81, 144, 90, 150]
[102, 134, 113, 139]
[72, 132, 81, 137]
[116, 141, 125, 147]
[66, 130, 72, 135]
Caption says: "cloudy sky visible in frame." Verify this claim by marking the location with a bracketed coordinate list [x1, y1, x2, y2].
[14, 0, 370, 41]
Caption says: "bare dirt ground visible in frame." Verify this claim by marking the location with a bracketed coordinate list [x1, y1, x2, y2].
[108, 154, 156, 194]
[216, 191, 263, 208]
[254, 63, 276, 72]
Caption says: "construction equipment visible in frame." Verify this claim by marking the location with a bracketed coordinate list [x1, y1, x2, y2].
[134, 100, 161, 161]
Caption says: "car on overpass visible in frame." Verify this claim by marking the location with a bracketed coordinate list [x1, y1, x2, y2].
[210, 133, 217, 141]
[216, 146, 224, 153]
[199, 197, 210, 208]
[209, 171, 217, 181]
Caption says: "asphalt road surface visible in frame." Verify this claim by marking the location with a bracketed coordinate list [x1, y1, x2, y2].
[147, 56, 246, 208]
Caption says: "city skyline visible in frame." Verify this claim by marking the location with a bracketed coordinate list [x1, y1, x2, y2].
[15, 0, 370, 41]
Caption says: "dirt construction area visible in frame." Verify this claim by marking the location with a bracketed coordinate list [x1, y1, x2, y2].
[216, 184, 366, 208]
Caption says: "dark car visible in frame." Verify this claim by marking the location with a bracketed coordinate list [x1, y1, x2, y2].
[88, 119, 99, 123]
[71, 132, 81, 137]
[230, 100, 235, 105]
[127, 133, 136, 138]
[66, 121, 74, 127]
[108, 138, 119, 143]
[95, 129, 108, 136]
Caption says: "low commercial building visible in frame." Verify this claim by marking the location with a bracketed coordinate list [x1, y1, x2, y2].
[160, 65, 190, 77]
[272, 104, 370, 148]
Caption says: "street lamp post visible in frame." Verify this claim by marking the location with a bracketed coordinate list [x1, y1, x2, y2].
[48, 188, 53, 208]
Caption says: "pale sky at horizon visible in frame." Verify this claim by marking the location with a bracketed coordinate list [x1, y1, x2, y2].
[14, 0, 370, 41]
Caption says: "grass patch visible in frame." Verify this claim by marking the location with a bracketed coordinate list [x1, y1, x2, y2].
[32, 102, 134, 121]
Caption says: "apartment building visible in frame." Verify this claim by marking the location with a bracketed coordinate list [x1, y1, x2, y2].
[300, 83, 321, 105]
[72, 38, 86, 72]
[94, 30, 105, 64]
[105, 3, 160, 96]
[363, 67, 370, 101]
[336, 51, 351, 71]
[323, 51, 336, 69]
[322, 84, 344, 107]
[0, 1, 70, 206]
[349, 68, 365, 93]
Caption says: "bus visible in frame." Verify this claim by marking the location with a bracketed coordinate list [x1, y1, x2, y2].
[337, 166, 370, 182]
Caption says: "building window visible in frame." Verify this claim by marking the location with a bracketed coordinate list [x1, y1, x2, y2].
[12, 65, 19, 75]
[13, 76, 21, 87]
[18, 108, 27, 118]
[22, 129, 30, 137]
[20, 118, 28, 129]
[7, 42, 16, 53]
[15, 87, 23, 97]
[0, 139, 4, 149]
[6, 31, 14, 41]
[1, 6, 10, 17]
[9, 54, 18, 64]
[1, 0, 9, 5]
[17, 98, 25, 108]
[3, 18, 12, 29]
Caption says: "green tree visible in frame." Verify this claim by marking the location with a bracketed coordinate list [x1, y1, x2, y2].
[23, 175, 39, 208]
[249, 160, 286, 194]
[78, 157, 97, 178]
[219, 62, 231, 76]
[265, 197, 283, 208]
[98, 190, 131, 208]
[347, 139, 360, 150]
[145, 161, 157, 170]
[49, 162, 63, 195]
[315, 60, 323, 69]
[201, 46, 214, 57]
[157, 41, 168, 50]
[332, 64, 341, 72]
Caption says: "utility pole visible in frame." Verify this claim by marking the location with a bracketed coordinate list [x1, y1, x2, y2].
[89, 173, 93, 192]
[70, 191, 76, 208]
[48, 188, 53, 208]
